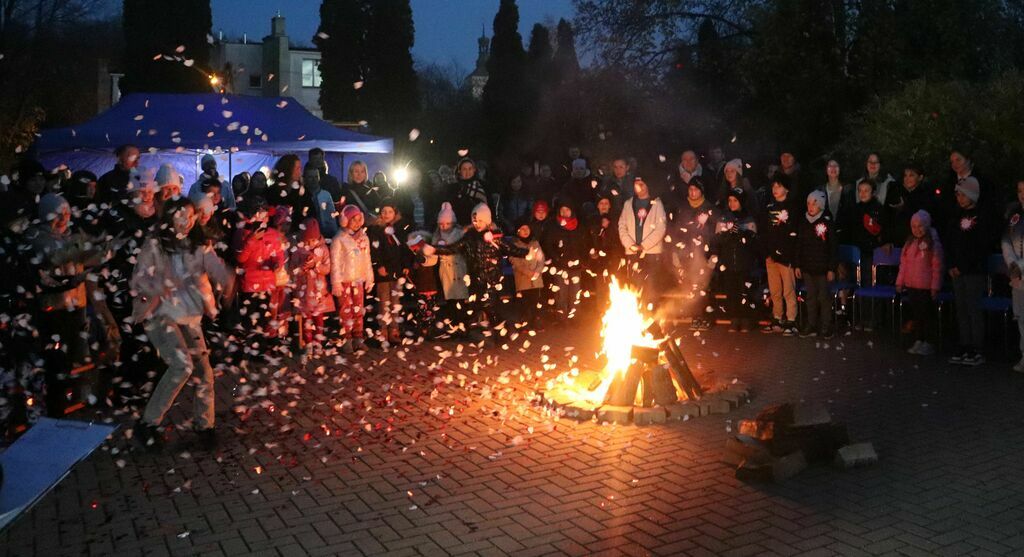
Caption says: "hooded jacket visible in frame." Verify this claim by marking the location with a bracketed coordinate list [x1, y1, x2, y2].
[131, 237, 232, 323]
[330, 228, 375, 289]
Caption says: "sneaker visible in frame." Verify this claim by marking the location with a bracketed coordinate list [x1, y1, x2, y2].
[948, 350, 968, 365]
[962, 352, 985, 367]
[916, 342, 935, 356]
[1013, 358, 1024, 373]
[782, 322, 799, 337]
[907, 340, 923, 355]
[761, 320, 779, 334]
[799, 326, 817, 338]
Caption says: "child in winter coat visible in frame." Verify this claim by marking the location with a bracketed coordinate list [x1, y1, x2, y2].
[760, 174, 801, 335]
[714, 188, 760, 332]
[895, 210, 944, 356]
[433, 202, 469, 333]
[237, 203, 289, 342]
[289, 218, 335, 357]
[510, 221, 545, 325]
[331, 205, 375, 353]
[545, 203, 586, 319]
[794, 190, 838, 339]
[368, 199, 413, 344]
[946, 177, 992, 366]
[847, 178, 886, 287]
[424, 203, 529, 339]
[406, 231, 442, 338]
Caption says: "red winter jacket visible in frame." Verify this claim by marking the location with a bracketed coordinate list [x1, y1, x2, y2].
[237, 227, 288, 293]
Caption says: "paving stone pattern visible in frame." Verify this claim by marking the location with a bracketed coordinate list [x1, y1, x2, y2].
[4, 323, 1024, 556]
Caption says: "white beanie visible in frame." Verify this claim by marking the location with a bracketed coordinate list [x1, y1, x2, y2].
[471, 203, 492, 228]
[437, 201, 456, 225]
[955, 176, 980, 204]
[725, 158, 743, 176]
[807, 190, 826, 211]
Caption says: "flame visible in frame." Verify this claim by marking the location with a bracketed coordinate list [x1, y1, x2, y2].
[559, 278, 657, 405]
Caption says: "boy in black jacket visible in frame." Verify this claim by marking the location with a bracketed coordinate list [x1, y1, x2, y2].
[368, 199, 413, 344]
[795, 191, 838, 339]
[946, 177, 992, 366]
[760, 174, 801, 335]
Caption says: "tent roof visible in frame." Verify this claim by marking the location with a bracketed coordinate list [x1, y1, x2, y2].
[34, 93, 392, 155]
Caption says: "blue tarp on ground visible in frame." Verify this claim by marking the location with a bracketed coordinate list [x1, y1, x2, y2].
[33, 93, 393, 186]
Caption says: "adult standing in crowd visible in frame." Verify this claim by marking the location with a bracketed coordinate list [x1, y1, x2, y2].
[449, 158, 488, 225]
[619, 177, 667, 303]
[96, 144, 139, 205]
[308, 148, 344, 204]
[859, 152, 896, 206]
[344, 160, 383, 219]
[884, 163, 937, 254]
[670, 175, 717, 331]
[818, 159, 853, 239]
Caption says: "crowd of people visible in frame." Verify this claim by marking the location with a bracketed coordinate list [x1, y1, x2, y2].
[1, 141, 1021, 448]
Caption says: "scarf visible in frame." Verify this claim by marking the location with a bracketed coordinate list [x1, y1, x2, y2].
[559, 216, 578, 231]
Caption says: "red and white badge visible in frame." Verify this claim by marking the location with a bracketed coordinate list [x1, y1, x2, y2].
[815, 222, 828, 240]
[960, 216, 976, 231]
[637, 208, 648, 220]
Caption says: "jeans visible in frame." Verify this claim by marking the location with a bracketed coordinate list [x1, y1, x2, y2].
[803, 273, 832, 331]
[952, 273, 986, 350]
[141, 317, 215, 429]
[766, 260, 797, 322]
[720, 270, 753, 322]
[626, 252, 662, 305]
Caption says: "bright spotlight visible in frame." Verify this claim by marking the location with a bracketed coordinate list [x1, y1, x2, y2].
[393, 166, 410, 185]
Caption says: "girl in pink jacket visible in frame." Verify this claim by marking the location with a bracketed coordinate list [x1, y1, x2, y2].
[895, 210, 944, 356]
[290, 218, 334, 358]
[331, 205, 375, 353]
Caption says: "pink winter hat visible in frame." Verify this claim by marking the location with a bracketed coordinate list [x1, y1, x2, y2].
[910, 209, 932, 229]
[341, 204, 362, 221]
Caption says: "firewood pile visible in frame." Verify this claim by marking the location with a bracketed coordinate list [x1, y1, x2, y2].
[724, 402, 877, 483]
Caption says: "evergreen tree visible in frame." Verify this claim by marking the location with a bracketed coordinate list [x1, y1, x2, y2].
[552, 19, 580, 82]
[315, 0, 368, 122]
[481, 0, 527, 162]
[521, 23, 552, 156]
[526, 23, 553, 76]
[547, 18, 583, 153]
[363, 0, 419, 138]
[121, 0, 212, 94]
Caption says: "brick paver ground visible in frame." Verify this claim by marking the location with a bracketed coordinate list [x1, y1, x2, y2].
[4, 319, 1024, 556]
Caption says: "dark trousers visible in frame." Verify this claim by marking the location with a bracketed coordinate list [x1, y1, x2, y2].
[514, 288, 542, 324]
[904, 288, 933, 342]
[803, 273, 832, 331]
[721, 270, 753, 322]
[626, 252, 662, 305]
[952, 273, 986, 350]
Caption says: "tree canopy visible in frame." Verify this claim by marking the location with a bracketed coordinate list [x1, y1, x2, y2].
[121, 0, 212, 94]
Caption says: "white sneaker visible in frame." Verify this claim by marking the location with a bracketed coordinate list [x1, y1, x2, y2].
[1014, 358, 1024, 373]
[907, 340, 922, 355]
[916, 342, 935, 356]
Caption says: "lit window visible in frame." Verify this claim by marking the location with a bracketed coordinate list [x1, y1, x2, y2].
[302, 59, 322, 87]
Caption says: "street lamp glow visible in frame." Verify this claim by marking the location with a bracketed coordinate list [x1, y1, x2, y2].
[393, 166, 409, 185]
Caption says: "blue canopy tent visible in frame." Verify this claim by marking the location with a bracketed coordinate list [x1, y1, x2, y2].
[33, 92, 393, 196]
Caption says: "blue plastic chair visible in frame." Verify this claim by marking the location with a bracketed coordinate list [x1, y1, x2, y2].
[852, 246, 901, 333]
[981, 254, 1014, 356]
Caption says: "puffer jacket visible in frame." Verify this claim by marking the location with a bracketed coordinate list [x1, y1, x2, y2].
[434, 226, 468, 300]
[896, 230, 944, 292]
[433, 226, 529, 295]
[331, 228, 374, 292]
[237, 227, 288, 293]
[131, 237, 232, 323]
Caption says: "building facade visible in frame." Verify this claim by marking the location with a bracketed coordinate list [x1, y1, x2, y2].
[209, 16, 323, 117]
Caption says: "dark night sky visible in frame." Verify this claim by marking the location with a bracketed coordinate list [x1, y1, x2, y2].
[211, 0, 576, 72]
